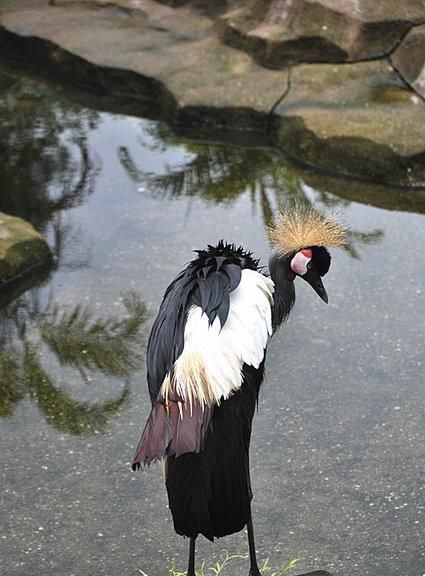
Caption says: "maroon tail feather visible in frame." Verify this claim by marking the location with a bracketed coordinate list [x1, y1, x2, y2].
[132, 400, 213, 469]
[132, 402, 172, 468]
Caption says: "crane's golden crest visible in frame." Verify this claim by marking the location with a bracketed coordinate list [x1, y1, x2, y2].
[268, 205, 347, 255]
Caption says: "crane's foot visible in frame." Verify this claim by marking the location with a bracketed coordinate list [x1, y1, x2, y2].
[248, 566, 262, 576]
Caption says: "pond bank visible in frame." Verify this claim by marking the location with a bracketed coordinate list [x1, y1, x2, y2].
[1, 0, 425, 187]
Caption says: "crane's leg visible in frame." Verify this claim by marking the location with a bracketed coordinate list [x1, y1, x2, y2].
[187, 536, 196, 576]
[247, 512, 262, 576]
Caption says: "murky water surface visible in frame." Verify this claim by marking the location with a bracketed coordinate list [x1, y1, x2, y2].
[0, 64, 424, 576]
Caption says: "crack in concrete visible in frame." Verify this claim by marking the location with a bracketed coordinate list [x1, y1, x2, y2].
[268, 66, 292, 117]
[265, 67, 291, 146]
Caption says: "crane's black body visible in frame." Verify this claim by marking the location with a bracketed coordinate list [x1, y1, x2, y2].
[133, 240, 331, 576]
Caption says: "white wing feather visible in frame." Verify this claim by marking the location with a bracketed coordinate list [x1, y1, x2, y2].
[167, 270, 274, 407]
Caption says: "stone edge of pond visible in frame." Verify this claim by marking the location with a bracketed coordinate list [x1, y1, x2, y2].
[0, 5, 425, 188]
[270, 114, 425, 190]
[0, 213, 52, 296]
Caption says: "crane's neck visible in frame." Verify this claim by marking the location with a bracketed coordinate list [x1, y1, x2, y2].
[268, 251, 296, 331]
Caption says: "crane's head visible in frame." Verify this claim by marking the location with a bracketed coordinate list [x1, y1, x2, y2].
[289, 245, 330, 303]
[268, 205, 347, 303]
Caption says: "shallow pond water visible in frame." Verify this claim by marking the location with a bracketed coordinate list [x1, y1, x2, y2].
[0, 63, 424, 576]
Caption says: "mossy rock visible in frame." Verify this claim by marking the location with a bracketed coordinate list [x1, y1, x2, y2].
[0, 212, 52, 289]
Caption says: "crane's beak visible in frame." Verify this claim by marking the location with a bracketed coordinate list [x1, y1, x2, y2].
[300, 267, 328, 303]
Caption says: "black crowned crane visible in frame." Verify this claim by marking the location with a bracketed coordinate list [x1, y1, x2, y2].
[132, 206, 346, 576]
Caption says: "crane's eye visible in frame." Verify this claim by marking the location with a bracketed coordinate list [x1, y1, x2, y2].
[307, 261, 312, 270]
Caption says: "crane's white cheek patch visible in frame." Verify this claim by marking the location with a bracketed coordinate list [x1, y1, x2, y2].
[290, 251, 310, 276]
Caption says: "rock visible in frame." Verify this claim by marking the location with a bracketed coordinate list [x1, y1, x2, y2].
[222, 0, 425, 67]
[272, 60, 425, 186]
[391, 24, 425, 99]
[0, 213, 52, 290]
[0, 0, 288, 132]
[1, 0, 425, 187]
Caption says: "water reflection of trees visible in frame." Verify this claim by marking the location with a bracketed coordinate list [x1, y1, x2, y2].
[0, 292, 147, 434]
[118, 125, 383, 258]
[0, 67, 148, 434]
[0, 67, 99, 271]
[119, 144, 299, 229]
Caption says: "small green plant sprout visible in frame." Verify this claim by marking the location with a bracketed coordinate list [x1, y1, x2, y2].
[138, 552, 300, 576]
[138, 550, 245, 575]
[210, 551, 247, 575]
